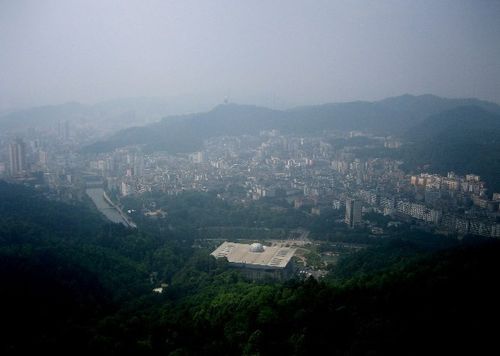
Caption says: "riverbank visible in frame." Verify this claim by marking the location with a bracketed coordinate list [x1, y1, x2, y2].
[86, 188, 136, 228]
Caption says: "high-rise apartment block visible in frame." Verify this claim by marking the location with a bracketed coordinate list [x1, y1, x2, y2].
[8, 138, 27, 176]
[345, 198, 362, 228]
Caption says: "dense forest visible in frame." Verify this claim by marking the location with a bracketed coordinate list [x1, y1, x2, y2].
[1, 181, 499, 355]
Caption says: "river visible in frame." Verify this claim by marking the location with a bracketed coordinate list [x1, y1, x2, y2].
[86, 188, 133, 227]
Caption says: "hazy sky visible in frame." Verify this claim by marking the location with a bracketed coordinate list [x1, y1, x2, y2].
[1, 0, 500, 110]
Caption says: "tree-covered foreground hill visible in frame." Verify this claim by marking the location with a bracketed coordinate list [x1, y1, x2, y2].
[1, 181, 499, 355]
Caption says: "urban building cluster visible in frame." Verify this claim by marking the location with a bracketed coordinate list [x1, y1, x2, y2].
[1, 127, 499, 238]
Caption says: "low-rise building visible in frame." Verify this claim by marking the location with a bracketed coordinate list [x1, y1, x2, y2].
[211, 242, 296, 281]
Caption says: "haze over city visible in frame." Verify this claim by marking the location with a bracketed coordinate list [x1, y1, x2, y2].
[1, 0, 500, 111]
[1, 1, 500, 354]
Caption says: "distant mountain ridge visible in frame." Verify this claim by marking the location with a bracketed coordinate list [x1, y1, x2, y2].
[399, 105, 500, 193]
[406, 105, 500, 141]
[84, 94, 500, 153]
[0, 96, 219, 134]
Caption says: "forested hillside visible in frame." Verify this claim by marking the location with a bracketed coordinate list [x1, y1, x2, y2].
[401, 106, 500, 193]
[1, 181, 499, 354]
[84, 94, 500, 154]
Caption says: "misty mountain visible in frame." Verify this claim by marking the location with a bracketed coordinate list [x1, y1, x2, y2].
[405, 105, 500, 141]
[85, 104, 287, 153]
[400, 105, 500, 193]
[84, 94, 500, 153]
[289, 94, 500, 133]
[378, 93, 500, 120]
[0, 102, 89, 131]
[0, 96, 219, 134]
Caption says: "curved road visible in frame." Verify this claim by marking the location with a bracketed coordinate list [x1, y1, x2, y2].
[86, 188, 135, 228]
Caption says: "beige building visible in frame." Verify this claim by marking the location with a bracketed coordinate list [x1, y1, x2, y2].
[211, 242, 296, 281]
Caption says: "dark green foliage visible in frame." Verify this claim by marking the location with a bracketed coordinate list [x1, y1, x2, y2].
[141, 243, 500, 355]
[2, 181, 500, 354]
[108, 242, 497, 355]
[0, 253, 110, 354]
[328, 230, 459, 281]
[0, 181, 103, 240]
[0, 181, 190, 352]
[122, 191, 311, 238]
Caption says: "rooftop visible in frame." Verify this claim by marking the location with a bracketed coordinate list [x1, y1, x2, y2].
[211, 241, 296, 269]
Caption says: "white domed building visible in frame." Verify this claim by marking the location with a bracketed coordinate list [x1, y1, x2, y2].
[211, 241, 296, 281]
[249, 243, 265, 253]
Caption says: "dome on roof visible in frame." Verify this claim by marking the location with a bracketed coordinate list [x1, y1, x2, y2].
[249, 243, 265, 253]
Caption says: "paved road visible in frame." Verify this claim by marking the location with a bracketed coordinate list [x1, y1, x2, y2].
[86, 188, 132, 226]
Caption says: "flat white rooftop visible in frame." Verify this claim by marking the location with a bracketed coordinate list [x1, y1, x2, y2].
[211, 241, 296, 269]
